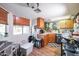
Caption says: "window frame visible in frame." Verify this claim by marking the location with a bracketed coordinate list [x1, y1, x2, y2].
[0, 24, 7, 37]
[13, 25, 30, 35]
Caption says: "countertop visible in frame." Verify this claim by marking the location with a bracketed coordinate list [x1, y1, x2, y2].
[39, 32, 56, 35]
[73, 36, 79, 39]
[21, 43, 33, 49]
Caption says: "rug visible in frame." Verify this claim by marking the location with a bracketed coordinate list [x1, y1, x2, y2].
[48, 43, 61, 49]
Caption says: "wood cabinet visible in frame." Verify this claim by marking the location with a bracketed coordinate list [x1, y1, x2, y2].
[13, 16, 30, 26]
[37, 17, 44, 29]
[0, 7, 8, 24]
[48, 33, 56, 43]
[42, 34, 49, 46]
[58, 19, 74, 29]
[65, 20, 74, 29]
[40, 33, 56, 46]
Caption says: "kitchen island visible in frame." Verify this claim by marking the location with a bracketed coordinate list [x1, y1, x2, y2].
[38, 32, 56, 46]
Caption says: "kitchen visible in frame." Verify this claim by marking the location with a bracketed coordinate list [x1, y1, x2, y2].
[0, 3, 79, 56]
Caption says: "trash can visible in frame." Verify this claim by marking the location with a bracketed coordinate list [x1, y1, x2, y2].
[20, 43, 33, 56]
[34, 39, 42, 48]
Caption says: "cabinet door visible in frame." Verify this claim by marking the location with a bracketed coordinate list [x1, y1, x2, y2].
[58, 20, 74, 29]
[65, 20, 74, 29]
[5, 46, 12, 56]
[43, 35, 49, 46]
[37, 17, 44, 29]
[48, 33, 56, 43]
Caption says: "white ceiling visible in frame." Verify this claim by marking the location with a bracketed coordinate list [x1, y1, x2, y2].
[0, 3, 79, 21]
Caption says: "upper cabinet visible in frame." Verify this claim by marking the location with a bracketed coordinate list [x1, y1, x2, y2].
[37, 17, 45, 29]
[13, 15, 30, 26]
[58, 19, 74, 29]
[0, 7, 8, 24]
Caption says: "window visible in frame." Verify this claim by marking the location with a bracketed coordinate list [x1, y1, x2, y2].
[45, 22, 59, 33]
[49, 23, 53, 29]
[13, 25, 22, 35]
[0, 24, 6, 37]
[23, 26, 30, 34]
[13, 25, 30, 35]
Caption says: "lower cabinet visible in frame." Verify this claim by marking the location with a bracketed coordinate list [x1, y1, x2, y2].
[0, 43, 19, 56]
[48, 33, 56, 43]
[0, 46, 12, 56]
[43, 34, 49, 46]
[20, 48, 26, 56]
[11, 45, 19, 56]
[0, 50, 6, 56]
[5, 46, 12, 56]
[41, 33, 56, 46]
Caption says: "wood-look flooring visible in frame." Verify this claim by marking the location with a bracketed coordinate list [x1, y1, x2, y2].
[29, 45, 61, 56]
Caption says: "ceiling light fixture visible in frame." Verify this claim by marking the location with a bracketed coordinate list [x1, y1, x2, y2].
[27, 3, 41, 13]
[34, 8, 41, 13]
[27, 3, 39, 9]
